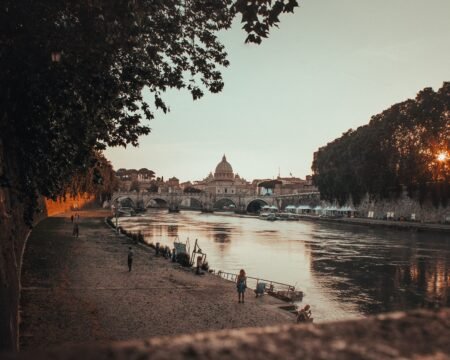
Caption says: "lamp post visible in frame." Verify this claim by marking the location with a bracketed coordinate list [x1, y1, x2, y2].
[51, 51, 62, 63]
[112, 201, 119, 233]
[115, 207, 119, 232]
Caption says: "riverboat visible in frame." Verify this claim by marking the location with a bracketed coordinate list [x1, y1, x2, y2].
[268, 289, 303, 302]
[168, 206, 180, 213]
[259, 205, 279, 220]
[266, 213, 277, 221]
[277, 212, 300, 221]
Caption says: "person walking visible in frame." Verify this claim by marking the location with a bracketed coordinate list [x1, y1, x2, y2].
[236, 269, 247, 303]
[127, 247, 134, 272]
[73, 223, 79, 238]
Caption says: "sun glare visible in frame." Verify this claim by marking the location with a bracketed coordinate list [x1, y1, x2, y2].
[437, 152, 448, 162]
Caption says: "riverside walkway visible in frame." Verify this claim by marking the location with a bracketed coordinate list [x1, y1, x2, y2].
[20, 210, 292, 350]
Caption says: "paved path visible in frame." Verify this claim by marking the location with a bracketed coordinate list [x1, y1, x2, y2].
[20, 210, 292, 350]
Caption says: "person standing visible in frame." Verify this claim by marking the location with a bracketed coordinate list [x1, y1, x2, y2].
[236, 269, 247, 303]
[70, 214, 74, 223]
[127, 247, 134, 272]
[171, 247, 177, 262]
[196, 255, 202, 275]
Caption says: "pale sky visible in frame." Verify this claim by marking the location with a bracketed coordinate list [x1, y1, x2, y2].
[105, 0, 450, 183]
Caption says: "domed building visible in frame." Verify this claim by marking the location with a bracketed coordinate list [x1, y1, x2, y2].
[214, 155, 234, 181]
[192, 155, 252, 196]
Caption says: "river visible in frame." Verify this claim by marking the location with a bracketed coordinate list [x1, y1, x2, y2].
[118, 209, 450, 322]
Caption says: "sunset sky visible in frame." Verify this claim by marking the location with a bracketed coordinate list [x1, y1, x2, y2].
[105, 0, 450, 182]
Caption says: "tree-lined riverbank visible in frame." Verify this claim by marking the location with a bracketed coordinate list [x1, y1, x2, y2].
[20, 210, 292, 350]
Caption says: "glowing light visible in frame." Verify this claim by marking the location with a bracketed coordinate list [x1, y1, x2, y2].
[437, 152, 448, 162]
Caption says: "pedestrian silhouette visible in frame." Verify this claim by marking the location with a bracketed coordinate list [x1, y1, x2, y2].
[128, 247, 134, 272]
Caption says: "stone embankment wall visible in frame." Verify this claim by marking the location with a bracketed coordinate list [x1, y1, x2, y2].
[356, 192, 449, 223]
[45, 194, 94, 216]
[291, 190, 448, 223]
[5, 309, 450, 360]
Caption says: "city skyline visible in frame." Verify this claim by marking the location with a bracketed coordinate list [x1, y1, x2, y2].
[105, 0, 450, 182]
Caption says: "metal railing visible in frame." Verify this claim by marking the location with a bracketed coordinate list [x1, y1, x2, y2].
[216, 270, 295, 295]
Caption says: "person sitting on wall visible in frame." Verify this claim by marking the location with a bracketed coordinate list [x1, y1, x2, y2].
[296, 304, 313, 323]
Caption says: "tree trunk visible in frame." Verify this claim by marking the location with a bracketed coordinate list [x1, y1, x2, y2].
[0, 142, 45, 352]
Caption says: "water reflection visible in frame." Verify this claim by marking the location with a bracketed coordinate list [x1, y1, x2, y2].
[168, 225, 178, 237]
[307, 225, 449, 314]
[118, 210, 450, 322]
[212, 226, 231, 243]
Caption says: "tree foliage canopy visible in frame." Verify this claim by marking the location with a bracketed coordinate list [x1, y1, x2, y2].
[0, 0, 298, 217]
[312, 83, 450, 207]
[69, 152, 118, 201]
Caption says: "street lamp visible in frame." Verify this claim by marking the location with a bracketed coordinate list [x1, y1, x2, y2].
[51, 51, 62, 63]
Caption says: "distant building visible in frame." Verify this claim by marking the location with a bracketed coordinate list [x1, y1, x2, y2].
[191, 155, 254, 196]
[116, 156, 317, 196]
[115, 168, 155, 191]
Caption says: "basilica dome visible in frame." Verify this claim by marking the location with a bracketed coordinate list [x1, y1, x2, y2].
[214, 155, 234, 180]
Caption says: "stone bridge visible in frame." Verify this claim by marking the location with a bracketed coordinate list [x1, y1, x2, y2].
[111, 191, 321, 212]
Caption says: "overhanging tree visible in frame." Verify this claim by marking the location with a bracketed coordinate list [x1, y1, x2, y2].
[0, 0, 299, 222]
[0, 1, 299, 351]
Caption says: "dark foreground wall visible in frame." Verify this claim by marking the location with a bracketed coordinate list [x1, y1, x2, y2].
[0, 144, 39, 351]
[4, 309, 450, 360]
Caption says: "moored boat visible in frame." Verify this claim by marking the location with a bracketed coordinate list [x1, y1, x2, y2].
[259, 205, 279, 220]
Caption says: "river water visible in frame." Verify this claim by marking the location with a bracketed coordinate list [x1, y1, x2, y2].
[118, 210, 450, 322]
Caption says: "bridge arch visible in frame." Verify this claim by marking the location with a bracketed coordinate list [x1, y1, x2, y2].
[145, 197, 168, 208]
[112, 196, 136, 209]
[179, 197, 203, 209]
[245, 198, 269, 213]
[213, 198, 237, 210]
